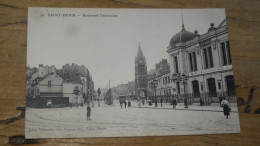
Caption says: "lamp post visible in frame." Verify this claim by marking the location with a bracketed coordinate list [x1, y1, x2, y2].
[97, 88, 101, 107]
[136, 80, 139, 101]
[181, 73, 189, 108]
[129, 92, 131, 100]
[172, 73, 189, 108]
[151, 78, 158, 107]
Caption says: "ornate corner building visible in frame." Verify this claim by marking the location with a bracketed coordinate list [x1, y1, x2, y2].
[135, 43, 148, 100]
[166, 18, 236, 105]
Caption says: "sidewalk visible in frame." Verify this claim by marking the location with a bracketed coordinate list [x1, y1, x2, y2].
[130, 101, 238, 113]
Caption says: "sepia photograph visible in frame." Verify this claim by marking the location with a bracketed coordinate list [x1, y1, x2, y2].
[25, 8, 240, 138]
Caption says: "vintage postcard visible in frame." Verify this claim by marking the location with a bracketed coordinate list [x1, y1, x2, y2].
[25, 8, 240, 138]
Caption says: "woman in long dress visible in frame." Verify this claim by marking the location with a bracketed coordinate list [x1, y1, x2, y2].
[221, 98, 230, 119]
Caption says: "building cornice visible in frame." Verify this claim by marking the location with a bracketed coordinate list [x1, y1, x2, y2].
[167, 25, 228, 53]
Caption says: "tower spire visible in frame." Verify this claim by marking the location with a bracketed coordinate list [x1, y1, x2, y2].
[182, 13, 185, 30]
[137, 42, 143, 57]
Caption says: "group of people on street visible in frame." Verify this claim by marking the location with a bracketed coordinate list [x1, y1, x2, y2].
[120, 100, 131, 109]
[85, 96, 231, 121]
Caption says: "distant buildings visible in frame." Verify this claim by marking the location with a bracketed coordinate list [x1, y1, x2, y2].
[147, 59, 171, 102]
[26, 63, 95, 108]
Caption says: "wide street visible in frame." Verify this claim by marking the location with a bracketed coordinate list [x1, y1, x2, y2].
[25, 101, 240, 138]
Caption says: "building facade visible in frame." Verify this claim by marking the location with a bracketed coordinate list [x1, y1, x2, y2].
[29, 74, 69, 108]
[26, 63, 95, 108]
[61, 63, 95, 104]
[135, 43, 148, 100]
[147, 59, 172, 102]
[167, 18, 236, 105]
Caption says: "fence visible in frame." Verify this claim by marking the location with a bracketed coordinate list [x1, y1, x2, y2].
[148, 91, 237, 105]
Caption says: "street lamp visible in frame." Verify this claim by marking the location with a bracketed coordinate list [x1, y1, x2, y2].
[181, 73, 189, 108]
[97, 88, 101, 107]
[172, 73, 189, 108]
[151, 78, 158, 107]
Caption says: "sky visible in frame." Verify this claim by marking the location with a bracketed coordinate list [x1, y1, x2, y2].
[27, 8, 226, 89]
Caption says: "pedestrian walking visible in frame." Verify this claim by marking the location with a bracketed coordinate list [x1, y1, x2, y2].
[155, 99, 158, 107]
[124, 100, 127, 108]
[86, 105, 91, 121]
[128, 100, 131, 108]
[172, 97, 177, 109]
[148, 99, 152, 106]
[142, 99, 145, 106]
[138, 100, 141, 108]
[200, 98, 204, 106]
[221, 98, 230, 119]
[160, 98, 163, 107]
[120, 100, 123, 109]
[219, 96, 224, 107]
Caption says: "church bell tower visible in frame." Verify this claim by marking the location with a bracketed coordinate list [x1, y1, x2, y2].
[135, 43, 148, 100]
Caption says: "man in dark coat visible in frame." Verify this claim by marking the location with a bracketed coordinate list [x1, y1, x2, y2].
[86, 105, 91, 120]
[200, 98, 203, 106]
[160, 98, 163, 107]
[120, 101, 123, 109]
[172, 97, 177, 109]
[128, 100, 131, 108]
[124, 100, 127, 108]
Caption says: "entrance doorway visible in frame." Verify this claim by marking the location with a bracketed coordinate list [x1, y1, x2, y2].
[207, 78, 217, 97]
[225, 75, 236, 97]
[192, 80, 200, 98]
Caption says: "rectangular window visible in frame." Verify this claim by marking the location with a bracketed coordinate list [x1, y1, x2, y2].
[218, 82, 221, 89]
[193, 52, 197, 71]
[189, 53, 193, 71]
[221, 41, 232, 66]
[221, 42, 227, 65]
[201, 83, 204, 91]
[203, 49, 208, 69]
[168, 76, 170, 84]
[203, 47, 214, 69]
[174, 56, 179, 73]
[226, 41, 232, 64]
[208, 47, 214, 68]
[189, 52, 198, 72]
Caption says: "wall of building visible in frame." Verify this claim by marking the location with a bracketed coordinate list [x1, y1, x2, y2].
[63, 83, 83, 104]
[38, 65, 56, 78]
[38, 75, 63, 94]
